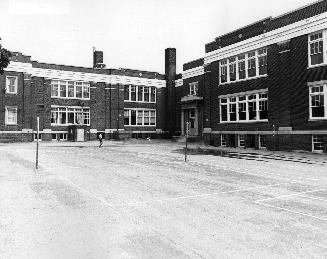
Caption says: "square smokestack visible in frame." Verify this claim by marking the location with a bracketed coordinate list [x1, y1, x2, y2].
[93, 48, 106, 69]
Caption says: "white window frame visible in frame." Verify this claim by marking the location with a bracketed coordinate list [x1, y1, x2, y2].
[238, 134, 246, 147]
[137, 86, 144, 102]
[6, 76, 18, 94]
[51, 80, 90, 100]
[189, 82, 198, 96]
[312, 135, 324, 153]
[219, 48, 267, 85]
[220, 60, 228, 83]
[220, 98, 228, 122]
[221, 134, 227, 147]
[59, 133, 67, 141]
[219, 90, 268, 123]
[33, 133, 42, 141]
[124, 85, 156, 103]
[124, 108, 156, 126]
[309, 83, 327, 120]
[308, 30, 327, 68]
[5, 106, 18, 125]
[50, 106, 90, 126]
[52, 133, 58, 141]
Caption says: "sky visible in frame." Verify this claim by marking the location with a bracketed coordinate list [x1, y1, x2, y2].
[0, 0, 318, 74]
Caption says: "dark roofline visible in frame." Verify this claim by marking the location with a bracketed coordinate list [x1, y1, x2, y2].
[215, 17, 272, 41]
[214, 0, 325, 41]
[113, 67, 165, 77]
[273, 0, 324, 19]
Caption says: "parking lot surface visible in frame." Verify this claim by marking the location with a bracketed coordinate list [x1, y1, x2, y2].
[1, 140, 327, 258]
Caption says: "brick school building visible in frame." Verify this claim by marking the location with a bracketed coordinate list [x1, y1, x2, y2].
[1, 0, 327, 153]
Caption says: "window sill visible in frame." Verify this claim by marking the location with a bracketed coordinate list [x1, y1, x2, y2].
[308, 118, 327, 121]
[51, 124, 90, 126]
[124, 125, 156, 127]
[219, 74, 267, 86]
[51, 97, 90, 100]
[5, 123, 17, 126]
[219, 120, 268, 124]
[124, 100, 156, 104]
[307, 63, 327, 69]
[312, 150, 324, 153]
[5, 92, 18, 95]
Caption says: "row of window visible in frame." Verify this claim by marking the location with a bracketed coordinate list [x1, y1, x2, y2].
[51, 106, 90, 126]
[33, 133, 68, 141]
[220, 134, 324, 152]
[309, 84, 327, 119]
[220, 48, 267, 84]
[51, 80, 90, 99]
[220, 134, 267, 149]
[124, 85, 156, 103]
[220, 92, 268, 123]
[217, 30, 327, 86]
[124, 109, 156, 126]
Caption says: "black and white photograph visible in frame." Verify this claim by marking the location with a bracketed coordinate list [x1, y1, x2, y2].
[1, 0, 327, 258]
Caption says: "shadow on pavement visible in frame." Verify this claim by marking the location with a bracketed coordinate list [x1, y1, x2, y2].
[172, 147, 327, 165]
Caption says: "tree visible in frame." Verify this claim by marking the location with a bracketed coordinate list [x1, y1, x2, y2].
[0, 38, 11, 74]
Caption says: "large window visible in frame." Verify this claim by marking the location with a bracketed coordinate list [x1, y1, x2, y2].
[308, 31, 326, 67]
[219, 48, 267, 84]
[51, 80, 90, 99]
[219, 91, 268, 123]
[309, 84, 327, 119]
[124, 85, 156, 103]
[124, 109, 156, 126]
[6, 76, 18, 94]
[5, 106, 17, 125]
[51, 106, 90, 126]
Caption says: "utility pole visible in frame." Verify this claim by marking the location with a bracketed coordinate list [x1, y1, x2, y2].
[36, 117, 39, 169]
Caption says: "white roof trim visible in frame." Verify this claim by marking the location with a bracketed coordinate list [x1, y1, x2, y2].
[205, 12, 327, 64]
[175, 79, 183, 87]
[182, 66, 204, 79]
[5, 61, 166, 88]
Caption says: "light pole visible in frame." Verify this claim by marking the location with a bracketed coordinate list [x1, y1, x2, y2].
[36, 117, 39, 169]
[185, 121, 190, 162]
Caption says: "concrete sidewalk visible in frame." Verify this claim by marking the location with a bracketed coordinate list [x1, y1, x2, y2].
[185, 142, 327, 165]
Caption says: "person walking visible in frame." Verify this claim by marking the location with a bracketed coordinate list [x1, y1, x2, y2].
[98, 133, 103, 148]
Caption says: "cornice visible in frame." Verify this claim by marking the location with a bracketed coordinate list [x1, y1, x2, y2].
[205, 12, 327, 64]
[5, 61, 166, 88]
[182, 66, 204, 80]
[175, 79, 183, 87]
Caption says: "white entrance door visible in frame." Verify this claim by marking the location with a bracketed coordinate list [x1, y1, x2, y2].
[76, 129, 84, 142]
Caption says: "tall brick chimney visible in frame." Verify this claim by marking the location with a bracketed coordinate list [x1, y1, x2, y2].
[165, 48, 176, 136]
[93, 48, 106, 69]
